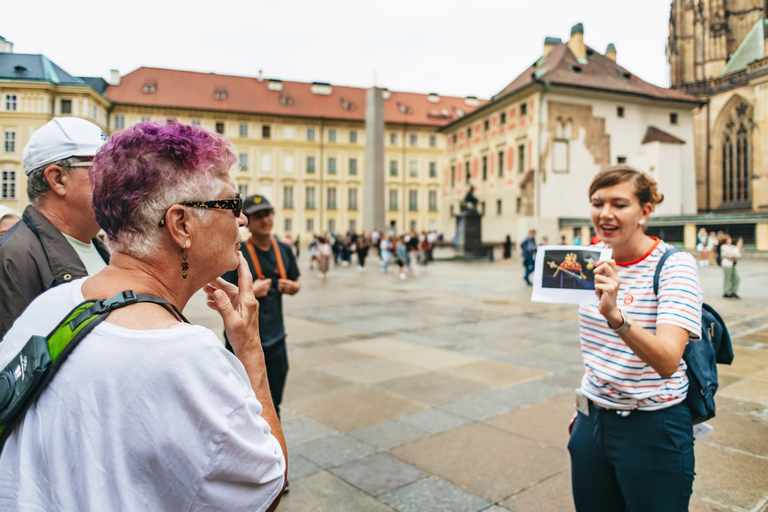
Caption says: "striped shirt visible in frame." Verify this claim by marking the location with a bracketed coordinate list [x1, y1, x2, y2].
[578, 238, 703, 411]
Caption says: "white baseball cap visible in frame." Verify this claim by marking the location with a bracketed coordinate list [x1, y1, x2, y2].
[23, 117, 108, 175]
[0, 205, 20, 221]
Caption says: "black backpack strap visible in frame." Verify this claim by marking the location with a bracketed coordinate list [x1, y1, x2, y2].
[0, 290, 187, 450]
[653, 247, 680, 297]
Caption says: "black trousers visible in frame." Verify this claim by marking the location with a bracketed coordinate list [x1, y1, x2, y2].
[225, 336, 289, 420]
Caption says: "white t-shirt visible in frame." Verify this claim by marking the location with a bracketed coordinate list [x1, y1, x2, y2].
[0, 279, 285, 511]
[62, 233, 108, 276]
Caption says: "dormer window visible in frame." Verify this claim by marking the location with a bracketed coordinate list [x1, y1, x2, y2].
[340, 97, 355, 111]
[279, 94, 293, 106]
[397, 103, 412, 114]
[214, 89, 227, 100]
[142, 83, 156, 94]
[14, 65, 28, 75]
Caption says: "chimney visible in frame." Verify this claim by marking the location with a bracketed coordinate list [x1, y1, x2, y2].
[257, 69, 264, 82]
[0, 35, 13, 53]
[109, 69, 121, 86]
[605, 43, 617, 62]
[543, 36, 562, 57]
[568, 23, 587, 63]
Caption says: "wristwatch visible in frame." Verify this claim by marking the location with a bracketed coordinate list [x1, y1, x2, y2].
[609, 308, 632, 335]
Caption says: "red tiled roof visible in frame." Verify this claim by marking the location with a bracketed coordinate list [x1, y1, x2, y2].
[496, 43, 700, 104]
[642, 125, 686, 144]
[105, 67, 487, 126]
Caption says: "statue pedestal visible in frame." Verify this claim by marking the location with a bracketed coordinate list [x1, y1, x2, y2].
[455, 209, 487, 258]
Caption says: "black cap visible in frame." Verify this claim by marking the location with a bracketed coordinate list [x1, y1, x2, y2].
[243, 194, 274, 216]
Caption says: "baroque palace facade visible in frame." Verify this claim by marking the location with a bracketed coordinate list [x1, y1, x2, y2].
[0, 34, 484, 238]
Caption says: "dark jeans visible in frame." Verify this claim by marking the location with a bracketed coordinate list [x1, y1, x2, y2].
[568, 401, 694, 512]
[523, 259, 534, 284]
[225, 337, 289, 420]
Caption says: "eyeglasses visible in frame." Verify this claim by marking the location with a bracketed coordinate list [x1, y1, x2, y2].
[158, 196, 243, 227]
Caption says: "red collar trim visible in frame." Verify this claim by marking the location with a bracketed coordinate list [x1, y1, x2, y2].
[616, 237, 660, 267]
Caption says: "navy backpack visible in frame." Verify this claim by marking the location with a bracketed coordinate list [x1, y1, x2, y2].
[654, 248, 734, 424]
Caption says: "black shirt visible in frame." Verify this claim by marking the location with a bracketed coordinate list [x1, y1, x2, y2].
[222, 239, 300, 347]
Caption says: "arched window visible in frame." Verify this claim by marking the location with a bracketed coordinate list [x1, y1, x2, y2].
[721, 101, 752, 206]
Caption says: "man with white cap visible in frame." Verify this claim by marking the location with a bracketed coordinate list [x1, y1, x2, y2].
[0, 117, 109, 339]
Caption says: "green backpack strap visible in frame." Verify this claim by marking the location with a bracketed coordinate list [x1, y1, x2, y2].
[0, 290, 188, 450]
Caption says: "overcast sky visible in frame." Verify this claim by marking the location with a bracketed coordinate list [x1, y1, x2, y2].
[4, 1, 672, 99]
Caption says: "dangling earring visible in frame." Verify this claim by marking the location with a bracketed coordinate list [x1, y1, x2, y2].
[181, 248, 189, 279]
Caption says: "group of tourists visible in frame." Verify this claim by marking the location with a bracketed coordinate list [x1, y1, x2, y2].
[305, 229, 438, 280]
[0, 115, 740, 512]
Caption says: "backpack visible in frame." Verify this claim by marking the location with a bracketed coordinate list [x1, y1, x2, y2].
[654, 248, 734, 424]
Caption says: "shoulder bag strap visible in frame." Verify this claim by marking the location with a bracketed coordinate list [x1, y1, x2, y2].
[0, 291, 187, 450]
[272, 238, 287, 280]
[245, 240, 264, 280]
[653, 247, 680, 297]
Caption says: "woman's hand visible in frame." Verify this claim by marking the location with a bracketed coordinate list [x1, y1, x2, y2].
[593, 260, 623, 328]
[203, 252, 261, 357]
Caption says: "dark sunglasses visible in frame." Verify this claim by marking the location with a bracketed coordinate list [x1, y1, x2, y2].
[158, 196, 243, 227]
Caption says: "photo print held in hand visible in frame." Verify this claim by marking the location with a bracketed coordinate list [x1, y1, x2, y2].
[531, 246, 612, 305]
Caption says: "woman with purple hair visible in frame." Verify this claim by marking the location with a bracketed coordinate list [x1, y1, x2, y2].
[0, 120, 287, 511]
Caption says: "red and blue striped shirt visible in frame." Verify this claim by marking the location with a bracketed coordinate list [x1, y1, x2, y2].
[578, 238, 703, 411]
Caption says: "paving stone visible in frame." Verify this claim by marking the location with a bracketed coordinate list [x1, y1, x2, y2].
[692, 442, 768, 510]
[341, 338, 425, 356]
[705, 403, 768, 457]
[375, 372, 491, 405]
[688, 495, 741, 512]
[718, 369, 768, 405]
[379, 475, 490, 512]
[284, 315, 360, 345]
[288, 345, 368, 371]
[287, 452, 321, 480]
[292, 432, 377, 468]
[398, 408, 473, 434]
[348, 419, 433, 449]
[288, 385, 425, 431]
[482, 394, 575, 449]
[316, 356, 425, 384]
[438, 393, 513, 420]
[329, 452, 429, 496]
[279, 406, 303, 422]
[479, 507, 513, 512]
[283, 369, 355, 401]
[278, 470, 396, 512]
[482, 381, 570, 410]
[391, 423, 570, 502]
[499, 469, 575, 512]
[441, 360, 549, 388]
[282, 416, 338, 445]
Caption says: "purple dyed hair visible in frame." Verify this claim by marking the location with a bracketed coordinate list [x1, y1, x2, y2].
[91, 120, 238, 258]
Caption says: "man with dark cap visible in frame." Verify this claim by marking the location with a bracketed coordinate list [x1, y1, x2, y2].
[0, 118, 109, 339]
[222, 194, 300, 420]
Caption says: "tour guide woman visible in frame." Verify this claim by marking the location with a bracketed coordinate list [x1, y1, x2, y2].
[0, 121, 287, 511]
[569, 165, 702, 512]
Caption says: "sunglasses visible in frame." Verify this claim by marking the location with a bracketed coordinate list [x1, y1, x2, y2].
[158, 196, 243, 227]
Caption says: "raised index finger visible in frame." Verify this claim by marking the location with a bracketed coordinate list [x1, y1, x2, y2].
[236, 252, 255, 298]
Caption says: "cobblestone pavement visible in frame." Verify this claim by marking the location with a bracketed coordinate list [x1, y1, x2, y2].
[188, 250, 768, 512]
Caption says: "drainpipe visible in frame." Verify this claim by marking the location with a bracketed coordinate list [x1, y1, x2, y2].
[535, 82, 549, 218]
[402, 123, 408, 232]
[319, 118, 325, 232]
[705, 100, 711, 212]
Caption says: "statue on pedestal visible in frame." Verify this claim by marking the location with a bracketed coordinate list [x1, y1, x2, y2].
[461, 185, 478, 212]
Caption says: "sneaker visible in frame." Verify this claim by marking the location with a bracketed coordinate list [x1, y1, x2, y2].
[284, 480, 290, 494]
[731, 294, 741, 299]
[399, 273, 406, 280]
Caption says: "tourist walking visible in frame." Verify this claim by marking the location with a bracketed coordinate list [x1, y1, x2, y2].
[380, 236, 393, 273]
[357, 233, 370, 272]
[696, 228, 709, 265]
[317, 236, 332, 280]
[521, 230, 536, 285]
[502, 235, 513, 265]
[706, 231, 718, 266]
[569, 165, 702, 512]
[720, 234, 742, 299]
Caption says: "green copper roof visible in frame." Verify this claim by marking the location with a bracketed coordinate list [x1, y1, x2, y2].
[719, 20, 767, 77]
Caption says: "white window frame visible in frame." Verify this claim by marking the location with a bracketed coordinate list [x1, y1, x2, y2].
[1, 170, 17, 199]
